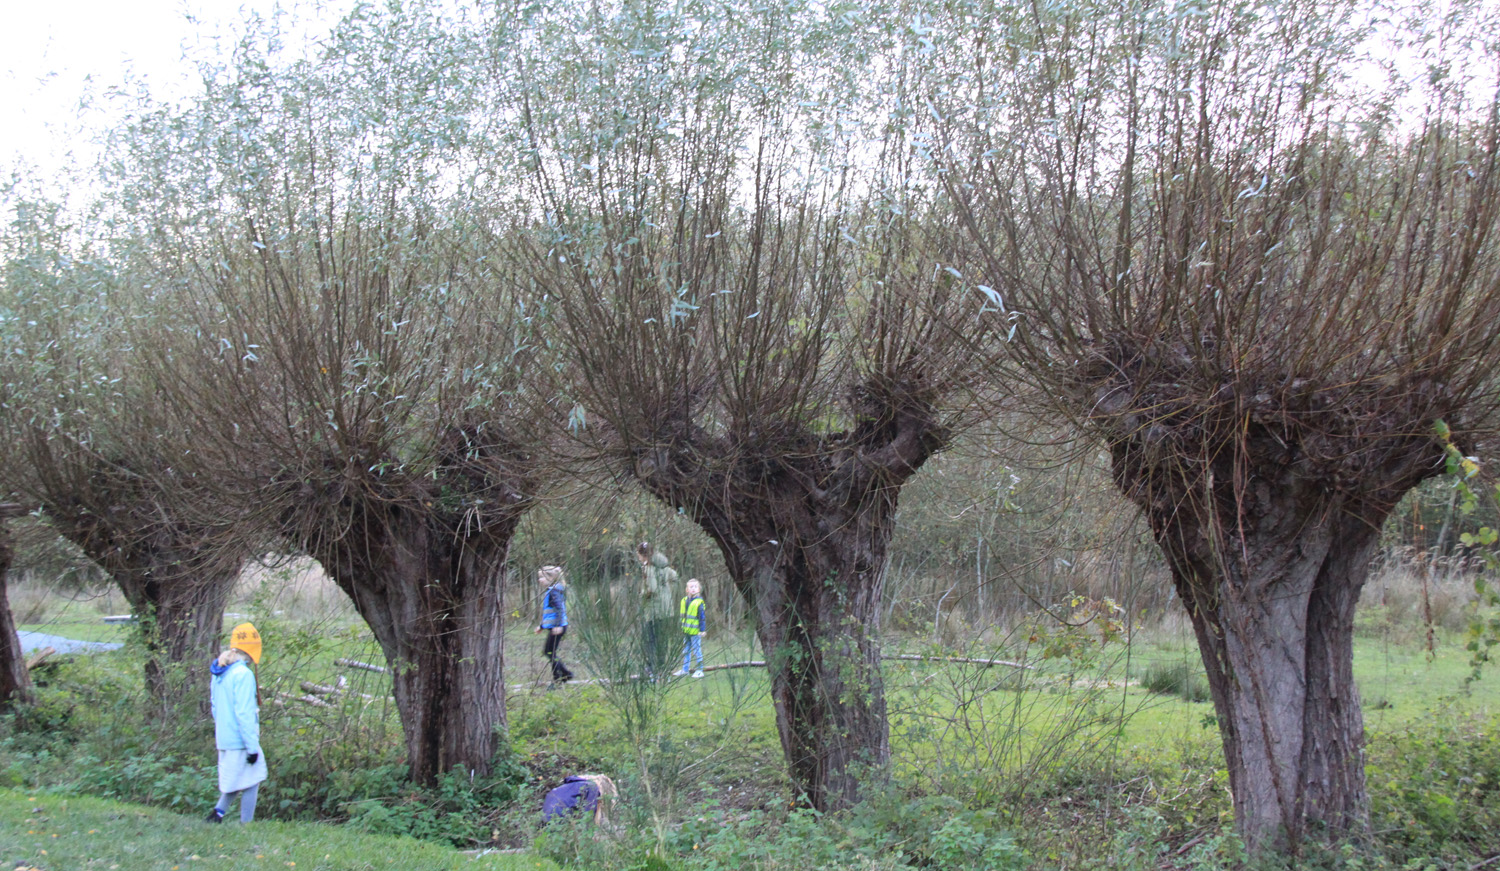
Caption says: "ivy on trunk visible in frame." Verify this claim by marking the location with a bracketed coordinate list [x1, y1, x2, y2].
[634, 386, 948, 810]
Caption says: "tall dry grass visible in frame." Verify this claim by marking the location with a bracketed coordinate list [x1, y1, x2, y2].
[1359, 549, 1482, 643]
[232, 557, 358, 624]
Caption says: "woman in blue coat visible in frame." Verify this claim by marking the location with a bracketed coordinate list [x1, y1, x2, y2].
[207, 622, 267, 823]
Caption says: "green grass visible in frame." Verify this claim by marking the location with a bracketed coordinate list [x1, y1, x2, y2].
[0, 788, 560, 871]
[7, 609, 1500, 869]
[22, 616, 1498, 756]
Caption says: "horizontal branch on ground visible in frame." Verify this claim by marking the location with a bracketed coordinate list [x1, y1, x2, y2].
[334, 657, 389, 674]
[702, 660, 765, 672]
[299, 677, 383, 701]
[885, 653, 1032, 670]
[275, 690, 335, 708]
[24, 647, 55, 671]
[513, 654, 1034, 690]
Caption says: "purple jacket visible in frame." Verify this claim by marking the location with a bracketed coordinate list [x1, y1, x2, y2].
[541, 776, 599, 822]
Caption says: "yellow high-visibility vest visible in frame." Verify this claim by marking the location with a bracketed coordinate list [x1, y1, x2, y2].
[679, 596, 705, 635]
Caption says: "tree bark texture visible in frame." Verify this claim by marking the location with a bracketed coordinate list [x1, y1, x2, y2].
[306, 500, 516, 785]
[708, 499, 894, 811]
[44, 488, 246, 714]
[0, 517, 36, 710]
[634, 392, 947, 810]
[115, 561, 241, 713]
[287, 431, 533, 787]
[1110, 411, 1438, 851]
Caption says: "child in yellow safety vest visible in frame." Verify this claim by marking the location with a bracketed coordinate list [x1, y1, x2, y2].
[673, 579, 707, 678]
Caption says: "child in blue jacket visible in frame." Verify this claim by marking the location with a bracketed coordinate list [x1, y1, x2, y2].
[535, 566, 574, 684]
[207, 622, 267, 823]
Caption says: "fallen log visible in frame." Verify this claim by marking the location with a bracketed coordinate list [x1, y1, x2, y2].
[277, 690, 335, 708]
[701, 660, 766, 673]
[300, 677, 384, 701]
[508, 654, 1032, 690]
[884, 653, 1032, 670]
[334, 658, 389, 674]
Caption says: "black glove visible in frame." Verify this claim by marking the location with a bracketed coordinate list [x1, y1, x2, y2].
[246, 752, 259, 765]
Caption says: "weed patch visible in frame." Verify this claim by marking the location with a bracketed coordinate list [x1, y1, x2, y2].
[1367, 709, 1500, 864]
[1139, 660, 1211, 703]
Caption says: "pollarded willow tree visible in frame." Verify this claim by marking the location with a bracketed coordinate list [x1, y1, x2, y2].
[147, 226, 541, 783]
[0, 502, 35, 711]
[930, 0, 1500, 851]
[0, 195, 250, 712]
[500, 0, 1003, 809]
[110, 3, 550, 782]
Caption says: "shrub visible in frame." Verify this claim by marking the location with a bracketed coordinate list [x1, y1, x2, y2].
[1367, 710, 1500, 865]
[1139, 660, 1211, 703]
[675, 789, 1026, 871]
[341, 761, 527, 846]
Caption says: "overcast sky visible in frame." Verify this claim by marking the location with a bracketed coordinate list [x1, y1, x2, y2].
[0, 0, 353, 188]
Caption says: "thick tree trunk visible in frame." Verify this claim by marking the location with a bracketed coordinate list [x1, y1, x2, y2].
[745, 531, 890, 810]
[0, 519, 35, 710]
[627, 373, 945, 809]
[1124, 447, 1390, 852]
[35, 461, 249, 712]
[50, 520, 245, 713]
[45, 508, 245, 713]
[667, 477, 904, 811]
[310, 504, 514, 785]
[111, 563, 240, 714]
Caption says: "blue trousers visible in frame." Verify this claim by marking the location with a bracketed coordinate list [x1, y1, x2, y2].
[681, 635, 703, 672]
[215, 782, 259, 823]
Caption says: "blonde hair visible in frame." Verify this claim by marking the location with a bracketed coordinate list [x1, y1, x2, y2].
[685, 578, 702, 596]
[539, 565, 565, 584]
[216, 648, 252, 668]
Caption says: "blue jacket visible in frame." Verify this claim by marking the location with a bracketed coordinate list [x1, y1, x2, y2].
[541, 776, 599, 822]
[210, 656, 262, 755]
[540, 583, 568, 629]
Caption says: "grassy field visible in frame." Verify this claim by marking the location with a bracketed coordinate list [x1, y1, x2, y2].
[8, 577, 1500, 870]
[0, 788, 560, 871]
[19, 607, 1499, 768]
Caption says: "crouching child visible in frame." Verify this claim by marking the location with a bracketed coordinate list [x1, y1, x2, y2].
[541, 774, 618, 826]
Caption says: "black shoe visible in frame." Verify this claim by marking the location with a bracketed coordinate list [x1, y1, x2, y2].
[207, 808, 225, 823]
